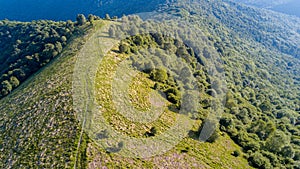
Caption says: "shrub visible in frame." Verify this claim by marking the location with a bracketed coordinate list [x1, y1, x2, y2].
[1, 80, 12, 95]
[150, 68, 168, 83]
[164, 87, 181, 104]
[119, 43, 130, 54]
[9, 76, 20, 88]
[133, 35, 144, 46]
[248, 152, 272, 169]
[232, 150, 241, 157]
[76, 14, 86, 26]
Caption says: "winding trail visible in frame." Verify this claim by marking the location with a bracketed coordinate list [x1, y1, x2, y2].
[73, 21, 118, 169]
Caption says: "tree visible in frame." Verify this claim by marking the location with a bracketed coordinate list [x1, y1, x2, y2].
[265, 130, 290, 154]
[105, 14, 111, 20]
[145, 127, 157, 137]
[112, 16, 118, 21]
[88, 14, 95, 23]
[164, 87, 181, 105]
[249, 152, 272, 169]
[119, 43, 130, 54]
[152, 33, 164, 45]
[61, 36, 67, 43]
[198, 119, 220, 143]
[42, 43, 56, 59]
[133, 35, 144, 46]
[1, 80, 12, 95]
[76, 14, 86, 26]
[129, 25, 138, 35]
[66, 20, 75, 30]
[10, 76, 20, 88]
[55, 41, 63, 53]
[203, 47, 211, 58]
[12, 69, 26, 81]
[280, 145, 295, 158]
[260, 100, 272, 112]
[150, 68, 168, 83]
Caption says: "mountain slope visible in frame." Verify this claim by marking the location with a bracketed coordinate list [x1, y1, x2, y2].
[0, 0, 300, 168]
[0, 20, 98, 168]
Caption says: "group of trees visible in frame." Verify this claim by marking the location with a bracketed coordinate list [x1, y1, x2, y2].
[0, 18, 83, 98]
[111, 4, 300, 167]
[0, 13, 123, 98]
[117, 32, 204, 109]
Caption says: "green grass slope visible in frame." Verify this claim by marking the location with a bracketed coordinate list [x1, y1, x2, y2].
[75, 20, 252, 169]
[0, 20, 98, 168]
[1, 0, 300, 168]
[0, 19, 252, 168]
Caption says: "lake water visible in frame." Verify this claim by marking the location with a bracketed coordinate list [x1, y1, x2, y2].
[0, 0, 299, 22]
[0, 0, 162, 21]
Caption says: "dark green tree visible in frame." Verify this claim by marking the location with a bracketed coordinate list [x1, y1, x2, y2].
[119, 43, 130, 54]
[76, 14, 86, 26]
[105, 14, 111, 20]
[150, 68, 168, 83]
[88, 14, 95, 23]
[9, 76, 20, 88]
[1, 80, 12, 95]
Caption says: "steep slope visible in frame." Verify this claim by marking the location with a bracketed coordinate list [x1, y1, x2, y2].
[0, 19, 85, 98]
[0, 20, 99, 168]
[0, 0, 300, 168]
[73, 20, 252, 169]
[160, 0, 300, 168]
[0, 18, 253, 168]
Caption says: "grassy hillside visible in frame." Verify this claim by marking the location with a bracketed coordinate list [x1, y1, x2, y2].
[0, 19, 98, 168]
[0, 0, 300, 168]
[76, 22, 252, 168]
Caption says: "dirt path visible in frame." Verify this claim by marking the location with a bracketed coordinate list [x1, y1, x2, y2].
[72, 21, 118, 169]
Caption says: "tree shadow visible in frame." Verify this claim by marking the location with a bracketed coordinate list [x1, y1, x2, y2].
[95, 129, 109, 140]
[106, 141, 124, 153]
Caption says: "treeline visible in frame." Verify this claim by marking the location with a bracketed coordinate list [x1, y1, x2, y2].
[0, 14, 100, 98]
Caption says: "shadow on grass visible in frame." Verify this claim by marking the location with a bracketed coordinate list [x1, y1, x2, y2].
[106, 141, 124, 153]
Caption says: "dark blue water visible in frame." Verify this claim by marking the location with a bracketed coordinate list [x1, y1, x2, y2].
[0, 0, 163, 21]
[0, 0, 99, 21]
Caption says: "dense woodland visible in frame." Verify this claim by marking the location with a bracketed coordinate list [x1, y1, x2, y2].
[0, 20, 74, 97]
[106, 0, 300, 167]
[164, 1, 300, 168]
[0, 14, 101, 98]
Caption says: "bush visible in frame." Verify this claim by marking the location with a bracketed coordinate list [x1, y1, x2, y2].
[249, 152, 272, 169]
[164, 87, 181, 104]
[119, 43, 130, 54]
[9, 76, 20, 88]
[1, 80, 12, 95]
[76, 14, 86, 26]
[232, 150, 241, 157]
[150, 68, 168, 83]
